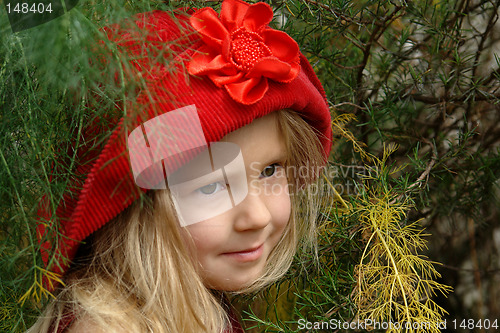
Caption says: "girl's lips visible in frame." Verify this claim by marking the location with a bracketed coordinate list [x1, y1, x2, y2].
[221, 244, 264, 262]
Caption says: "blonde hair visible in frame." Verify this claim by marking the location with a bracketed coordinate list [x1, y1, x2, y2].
[28, 109, 326, 333]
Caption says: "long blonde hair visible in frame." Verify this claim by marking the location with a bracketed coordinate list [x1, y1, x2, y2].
[28, 109, 326, 333]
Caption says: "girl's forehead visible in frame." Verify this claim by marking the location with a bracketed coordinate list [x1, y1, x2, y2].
[224, 112, 278, 137]
[172, 112, 285, 181]
[222, 113, 284, 150]
[224, 113, 286, 166]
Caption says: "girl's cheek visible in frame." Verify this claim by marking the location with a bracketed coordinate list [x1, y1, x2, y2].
[280, 192, 292, 227]
[267, 178, 292, 231]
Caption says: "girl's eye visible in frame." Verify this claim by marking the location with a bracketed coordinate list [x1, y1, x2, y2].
[196, 182, 226, 195]
[261, 163, 281, 178]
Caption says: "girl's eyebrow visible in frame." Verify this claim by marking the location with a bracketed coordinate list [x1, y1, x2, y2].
[255, 150, 287, 167]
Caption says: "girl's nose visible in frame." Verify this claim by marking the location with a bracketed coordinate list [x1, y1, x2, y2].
[233, 190, 272, 232]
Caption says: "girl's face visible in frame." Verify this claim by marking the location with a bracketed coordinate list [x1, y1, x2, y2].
[182, 112, 291, 291]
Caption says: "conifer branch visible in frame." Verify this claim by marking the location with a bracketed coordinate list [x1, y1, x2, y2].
[354, 151, 452, 332]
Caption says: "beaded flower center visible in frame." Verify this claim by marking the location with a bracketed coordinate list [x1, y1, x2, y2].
[230, 28, 272, 72]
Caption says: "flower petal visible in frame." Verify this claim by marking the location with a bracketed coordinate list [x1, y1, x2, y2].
[190, 7, 229, 49]
[221, 0, 250, 32]
[247, 57, 299, 82]
[286, 62, 301, 82]
[225, 77, 269, 105]
[189, 50, 234, 76]
[262, 29, 300, 63]
[209, 71, 245, 86]
[243, 2, 273, 32]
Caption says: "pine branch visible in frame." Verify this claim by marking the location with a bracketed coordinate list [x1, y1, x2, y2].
[353, 150, 452, 332]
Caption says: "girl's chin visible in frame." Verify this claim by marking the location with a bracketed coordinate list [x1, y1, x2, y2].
[206, 279, 254, 291]
[204, 272, 262, 291]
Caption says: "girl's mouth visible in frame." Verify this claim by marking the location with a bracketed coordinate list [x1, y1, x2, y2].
[221, 244, 264, 262]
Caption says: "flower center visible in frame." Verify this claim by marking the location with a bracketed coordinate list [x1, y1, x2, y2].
[230, 28, 271, 72]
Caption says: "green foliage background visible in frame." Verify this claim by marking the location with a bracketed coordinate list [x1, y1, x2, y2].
[1, 0, 500, 332]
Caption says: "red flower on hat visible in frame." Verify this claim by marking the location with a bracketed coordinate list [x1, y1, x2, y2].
[188, 0, 300, 105]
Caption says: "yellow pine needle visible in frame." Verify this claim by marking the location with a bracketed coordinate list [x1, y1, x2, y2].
[323, 173, 349, 209]
[354, 191, 452, 332]
[352, 150, 451, 332]
[18, 267, 64, 305]
[331, 114, 376, 162]
[284, 2, 295, 17]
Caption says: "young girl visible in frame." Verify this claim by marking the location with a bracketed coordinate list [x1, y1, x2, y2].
[29, 0, 332, 332]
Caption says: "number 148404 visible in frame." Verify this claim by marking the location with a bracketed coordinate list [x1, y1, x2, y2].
[451, 319, 498, 330]
[5, 3, 53, 14]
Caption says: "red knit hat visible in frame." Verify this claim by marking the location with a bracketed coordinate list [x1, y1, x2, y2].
[38, 0, 332, 287]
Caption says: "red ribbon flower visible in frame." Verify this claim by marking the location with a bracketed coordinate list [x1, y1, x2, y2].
[188, 0, 300, 105]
